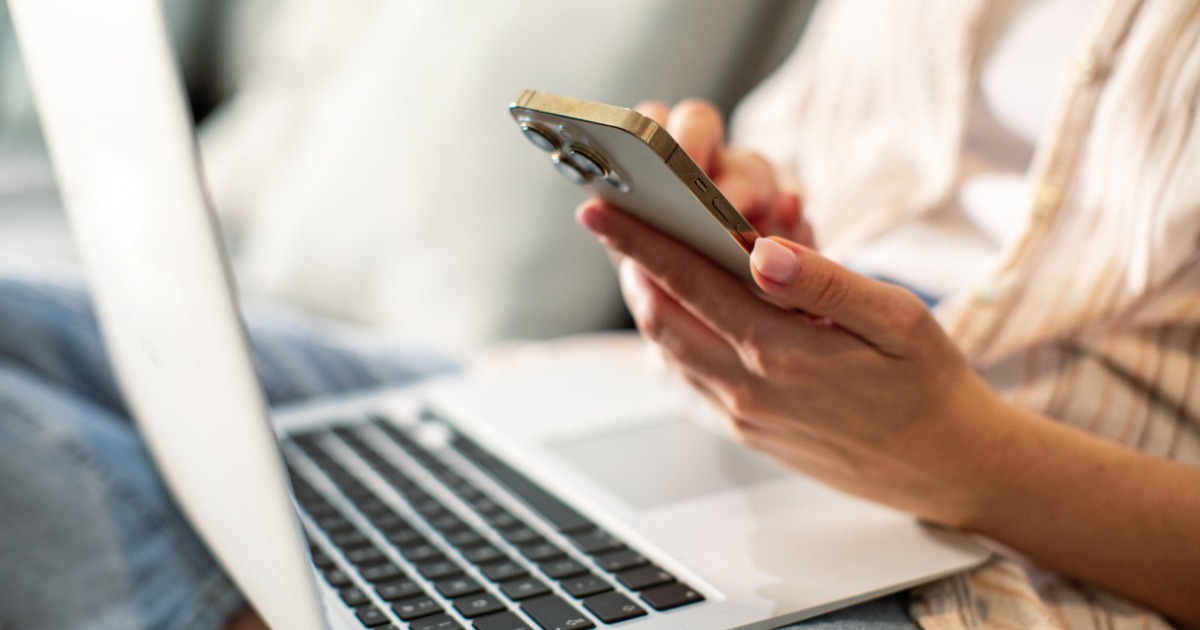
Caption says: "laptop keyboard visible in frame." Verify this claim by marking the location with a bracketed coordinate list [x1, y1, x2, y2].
[284, 413, 705, 629]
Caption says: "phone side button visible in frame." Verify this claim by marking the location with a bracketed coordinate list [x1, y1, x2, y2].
[710, 198, 735, 224]
[693, 178, 708, 193]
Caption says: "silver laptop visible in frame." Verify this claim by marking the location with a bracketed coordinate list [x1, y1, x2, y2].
[9, 1, 990, 628]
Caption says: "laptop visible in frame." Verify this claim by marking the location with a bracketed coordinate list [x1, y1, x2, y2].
[8, 1, 990, 628]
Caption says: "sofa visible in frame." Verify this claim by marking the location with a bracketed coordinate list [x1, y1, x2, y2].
[0, 0, 814, 358]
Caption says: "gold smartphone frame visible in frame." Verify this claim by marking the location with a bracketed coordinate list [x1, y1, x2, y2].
[510, 89, 759, 280]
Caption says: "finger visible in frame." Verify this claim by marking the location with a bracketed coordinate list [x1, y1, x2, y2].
[635, 100, 671, 126]
[577, 199, 626, 270]
[748, 237, 932, 356]
[664, 99, 725, 175]
[579, 199, 780, 349]
[769, 193, 815, 248]
[619, 259, 793, 437]
[676, 371, 771, 447]
[771, 193, 799, 236]
[618, 259, 746, 384]
[714, 148, 779, 223]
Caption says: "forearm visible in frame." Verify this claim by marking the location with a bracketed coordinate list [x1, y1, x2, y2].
[957, 400, 1200, 628]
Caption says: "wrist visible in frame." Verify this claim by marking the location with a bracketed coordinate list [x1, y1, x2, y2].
[910, 373, 1028, 530]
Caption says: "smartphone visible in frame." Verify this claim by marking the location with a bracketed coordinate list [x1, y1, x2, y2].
[509, 89, 759, 281]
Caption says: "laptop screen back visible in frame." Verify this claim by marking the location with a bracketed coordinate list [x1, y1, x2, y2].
[8, 1, 325, 627]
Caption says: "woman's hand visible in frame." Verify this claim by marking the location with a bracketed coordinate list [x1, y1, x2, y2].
[577, 200, 1200, 627]
[578, 199, 1000, 526]
[635, 99, 813, 247]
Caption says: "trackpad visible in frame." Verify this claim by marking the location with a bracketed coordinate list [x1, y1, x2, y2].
[546, 416, 788, 510]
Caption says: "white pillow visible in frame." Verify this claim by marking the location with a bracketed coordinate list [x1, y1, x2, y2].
[202, 0, 797, 358]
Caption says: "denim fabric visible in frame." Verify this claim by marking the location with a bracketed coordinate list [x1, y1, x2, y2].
[0, 276, 455, 630]
[0, 358, 244, 630]
[0, 276, 917, 629]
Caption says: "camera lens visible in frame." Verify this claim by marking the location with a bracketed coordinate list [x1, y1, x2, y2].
[552, 154, 588, 185]
[566, 147, 606, 178]
[520, 124, 558, 153]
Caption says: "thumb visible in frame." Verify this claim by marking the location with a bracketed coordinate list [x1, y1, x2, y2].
[749, 237, 928, 353]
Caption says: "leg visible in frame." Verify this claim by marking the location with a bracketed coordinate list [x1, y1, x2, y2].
[0, 275, 459, 629]
[0, 275, 458, 411]
[0, 358, 245, 630]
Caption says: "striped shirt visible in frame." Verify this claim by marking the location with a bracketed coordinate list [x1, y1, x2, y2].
[732, 0, 1199, 627]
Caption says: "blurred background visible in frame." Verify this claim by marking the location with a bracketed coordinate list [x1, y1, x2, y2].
[0, 0, 814, 359]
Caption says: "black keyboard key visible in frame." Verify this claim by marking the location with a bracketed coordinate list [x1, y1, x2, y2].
[412, 498, 448, 517]
[359, 500, 396, 519]
[430, 514, 469, 533]
[464, 544, 508, 566]
[346, 546, 389, 567]
[499, 576, 551, 601]
[354, 604, 391, 627]
[452, 483, 484, 501]
[392, 595, 443, 621]
[560, 574, 612, 599]
[539, 558, 587, 580]
[301, 500, 338, 518]
[519, 543, 565, 563]
[583, 591, 647, 623]
[482, 510, 523, 531]
[593, 549, 647, 573]
[370, 511, 409, 531]
[453, 437, 593, 533]
[445, 529, 487, 549]
[435, 575, 484, 598]
[472, 611, 534, 630]
[615, 565, 673, 591]
[401, 544, 445, 564]
[469, 497, 503, 515]
[331, 530, 372, 550]
[339, 586, 371, 607]
[500, 528, 544, 546]
[520, 595, 595, 630]
[639, 582, 705, 611]
[567, 530, 623, 556]
[311, 547, 336, 569]
[361, 562, 406, 584]
[324, 568, 353, 588]
[410, 614, 465, 630]
[385, 527, 426, 547]
[316, 514, 355, 534]
[481, 561, 527, 582]
[453, 593, 508, 618]
[418, 560, 465, 581]
[376, 579, 423, 601]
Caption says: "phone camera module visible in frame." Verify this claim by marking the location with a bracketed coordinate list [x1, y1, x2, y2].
[566, 147, 607, 178]
[520, 123, 558, 153]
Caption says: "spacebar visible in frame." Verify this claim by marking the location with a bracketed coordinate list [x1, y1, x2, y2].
[454, 437, 592, 533]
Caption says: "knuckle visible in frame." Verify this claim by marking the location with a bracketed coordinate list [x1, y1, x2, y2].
[724, 383, 763, 419]
[738, 329, 779, 377]
[806, 266, 852, 313]
[886, 291, 933, 336]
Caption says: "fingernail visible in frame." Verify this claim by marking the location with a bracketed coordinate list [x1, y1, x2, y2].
[751, 238, 799, 284]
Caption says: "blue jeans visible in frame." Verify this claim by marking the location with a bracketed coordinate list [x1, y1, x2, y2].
[0, 276, 915, 629]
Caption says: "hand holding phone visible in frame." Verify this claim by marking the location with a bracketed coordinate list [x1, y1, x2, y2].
[509, 90, 760, 281]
